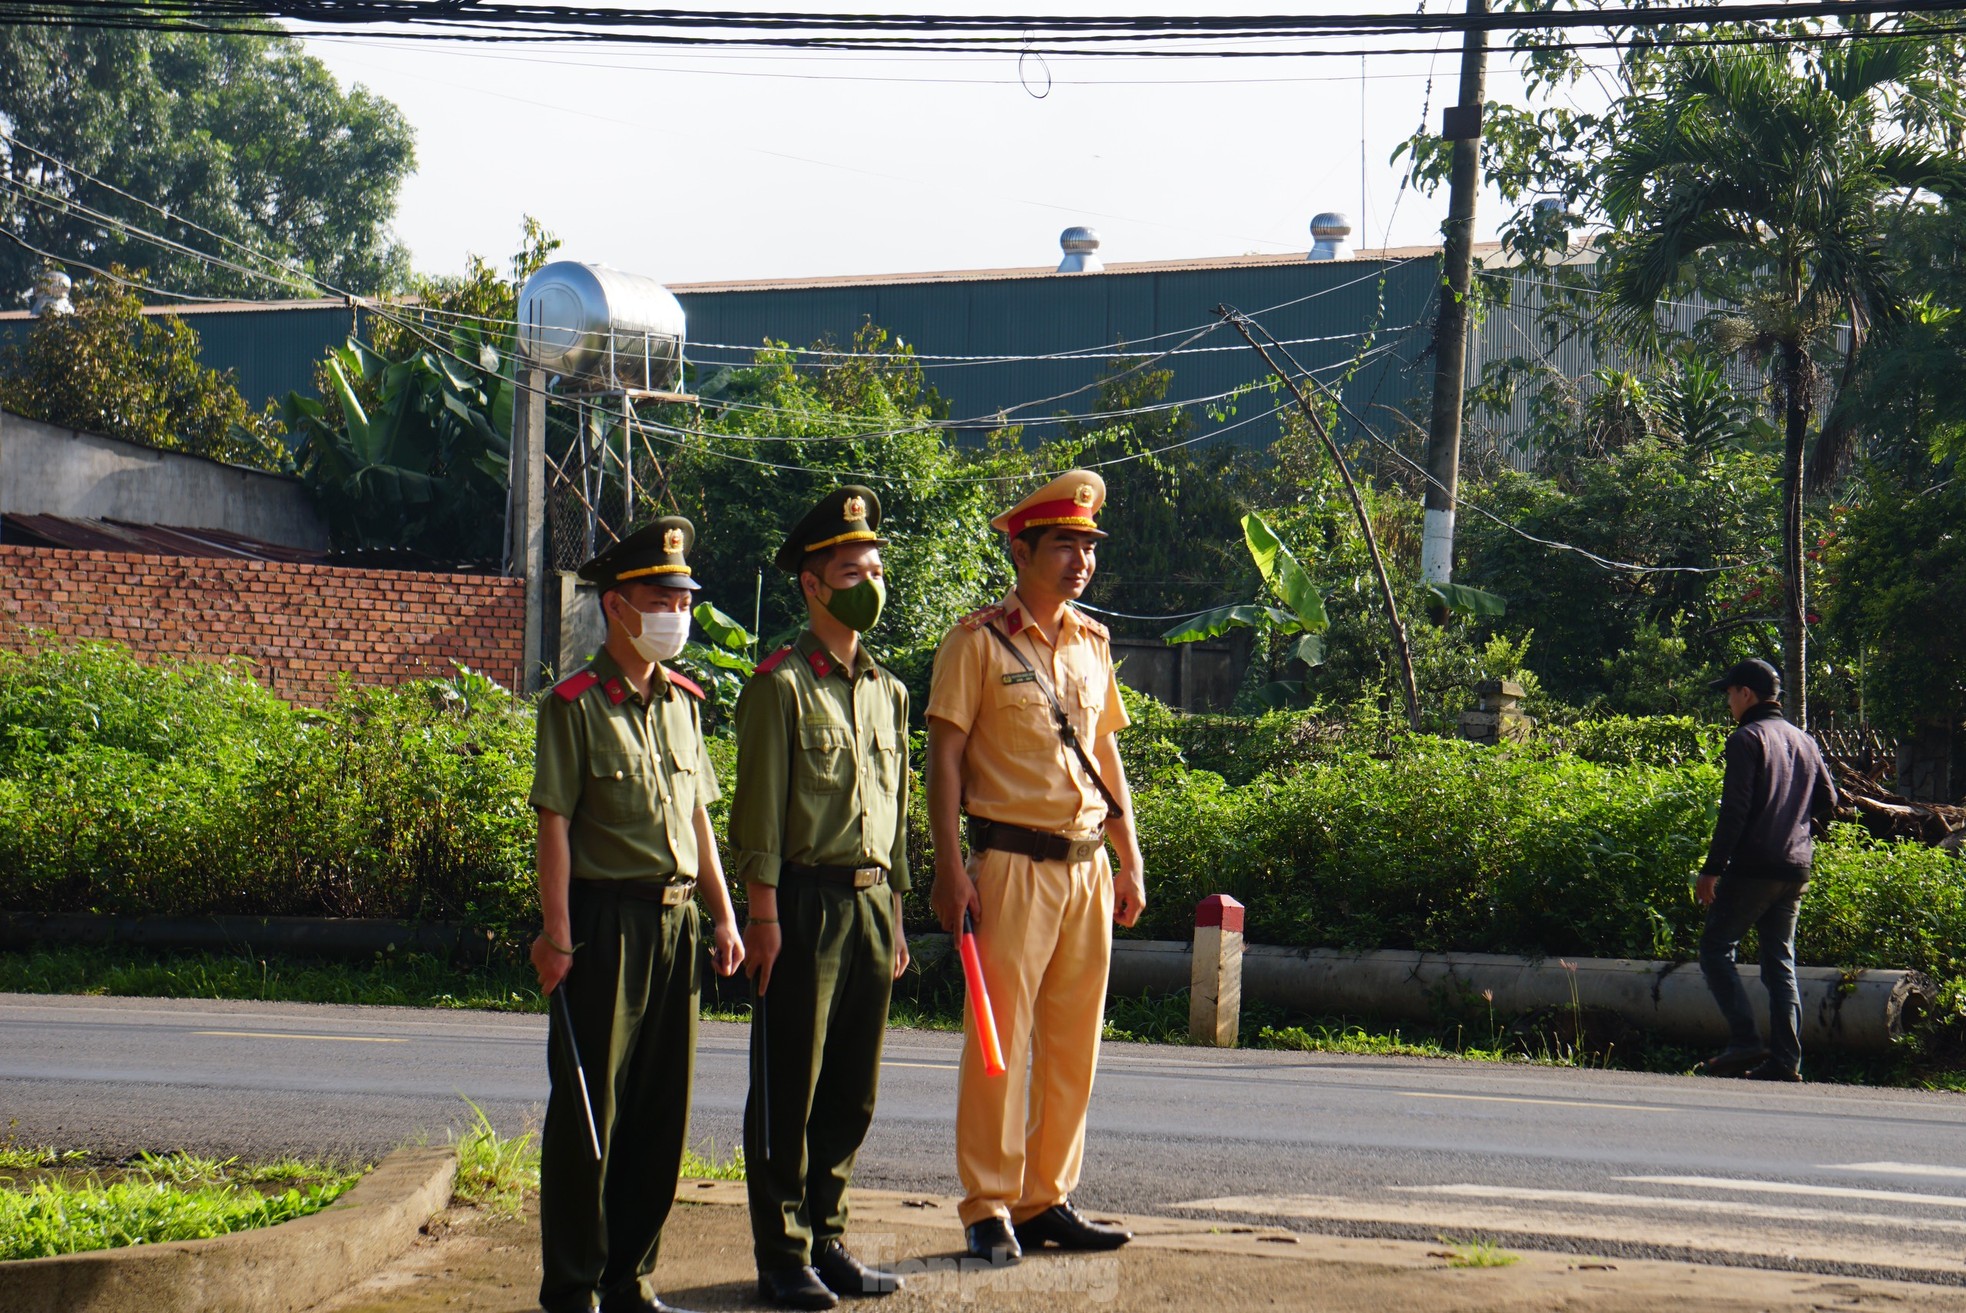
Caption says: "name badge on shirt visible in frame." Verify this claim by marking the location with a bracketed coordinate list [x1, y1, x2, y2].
[1000, 671, 1037, 685]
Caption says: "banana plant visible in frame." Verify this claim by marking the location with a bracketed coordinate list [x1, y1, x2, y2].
[1163, 512, 1331, 709]
[673, 601, 756, 729]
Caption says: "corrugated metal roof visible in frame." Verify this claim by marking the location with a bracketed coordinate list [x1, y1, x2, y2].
[670, 243, 1488, 294]
[0, 299, 357, 409]
[1, 514, 328, 562]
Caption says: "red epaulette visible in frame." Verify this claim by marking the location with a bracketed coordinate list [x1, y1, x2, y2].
[754, 645, 795, 675]
[1072, 607, 1110, 639]
[551, 670, 601, 702]
[666, 668, 706, 700]
[957, 603, 1006, 632]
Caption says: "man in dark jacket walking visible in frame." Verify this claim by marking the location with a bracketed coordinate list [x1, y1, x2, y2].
[1696, 658, 1838, 1082]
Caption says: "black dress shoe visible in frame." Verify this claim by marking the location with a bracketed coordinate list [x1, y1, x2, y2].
[964, 1217, 1022, 1266]
[1013, 1201, 1133, 1251]
[757, 1266, 840, 1310]
[812, 1239, 904, 1296]
[600, 1296, 702, 1313]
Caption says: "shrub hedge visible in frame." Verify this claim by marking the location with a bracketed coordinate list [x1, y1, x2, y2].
[2, 644, 1960, 998]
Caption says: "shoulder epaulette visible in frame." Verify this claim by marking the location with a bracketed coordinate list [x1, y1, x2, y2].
[1073, 608, 1110, 639]
[957, 603, 1007, 632]
[551, 670, 601, 702]
[754, 645, 796, 675]
[666, 668, 706, 700]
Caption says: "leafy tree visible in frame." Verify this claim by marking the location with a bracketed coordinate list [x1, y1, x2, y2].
[1825, 479, 1966, 739]
[1600, 43, 1964, 727]
[1456, 438, 1781, 708]
[666, 324, 1033, 701]
[0, 272, 285, 470]
[1038, 358, 1264, 631]
[0, 25, 414, 301]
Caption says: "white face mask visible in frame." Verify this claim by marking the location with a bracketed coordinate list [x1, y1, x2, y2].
[624, 606, 691, 663]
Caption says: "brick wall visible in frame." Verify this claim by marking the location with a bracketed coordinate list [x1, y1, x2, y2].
[0, 546, 524, 704]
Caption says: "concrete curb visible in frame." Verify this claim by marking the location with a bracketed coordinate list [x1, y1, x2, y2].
[1, 1146, 456, 1313]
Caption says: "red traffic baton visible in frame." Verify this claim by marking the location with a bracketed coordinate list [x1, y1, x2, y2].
[959, 909, 1007, 1078]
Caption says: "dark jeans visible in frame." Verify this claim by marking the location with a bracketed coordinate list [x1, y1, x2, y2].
[1699, 876, 1807, 1073]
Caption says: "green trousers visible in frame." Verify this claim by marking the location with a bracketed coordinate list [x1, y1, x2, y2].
[744, 878, 897, 1272]
[540, 885, 699, 1313]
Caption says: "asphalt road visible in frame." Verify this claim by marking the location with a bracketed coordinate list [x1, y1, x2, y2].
[7, 993, 1966, 1281]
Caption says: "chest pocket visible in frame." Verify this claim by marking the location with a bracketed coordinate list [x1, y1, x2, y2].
[584, 746, 657, 824]
[1071, 673, 1105, 747]
[871, 722, 901, 794]
[990, 681, 1056, 755]
[797, 723, 854, 794]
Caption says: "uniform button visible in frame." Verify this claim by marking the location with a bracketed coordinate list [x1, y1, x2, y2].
[614, 770, 624, 781]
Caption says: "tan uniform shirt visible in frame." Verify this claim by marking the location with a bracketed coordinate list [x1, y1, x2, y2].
[726, 629, 912, 890]
[925, 591, 1129, 839]
[529, 648, 721, 883]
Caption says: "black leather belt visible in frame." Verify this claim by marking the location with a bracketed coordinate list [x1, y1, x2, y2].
[966, 816, 1103, 864]
[579, 879, 696, 906]
[782, 862, 888, 890]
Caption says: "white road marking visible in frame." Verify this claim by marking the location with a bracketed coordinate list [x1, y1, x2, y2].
[1825, 1161, 1966, 1180]
[192, 1030, 407, 1044]
[883, 1060, 959, 1071]
[1398, 1091, 1670, 1114]
[1386, 1183, 1966, 1232]
[1619, 1175, 1966, 1208]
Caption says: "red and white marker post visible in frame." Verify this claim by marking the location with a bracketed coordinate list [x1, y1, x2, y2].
[1188, 894, 1245, 1047]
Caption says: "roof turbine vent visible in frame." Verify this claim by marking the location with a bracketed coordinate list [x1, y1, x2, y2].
[1308, 212, 1354, 261]
[1058, 226, 1103, 273]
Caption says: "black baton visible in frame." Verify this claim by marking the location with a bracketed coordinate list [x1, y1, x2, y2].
[552, 984, 603, 1164]
[755, 984, 772, 1164]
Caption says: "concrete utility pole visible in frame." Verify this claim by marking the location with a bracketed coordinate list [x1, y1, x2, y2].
[1421, 0, 1489, 595]
[509, 364, 549, 693]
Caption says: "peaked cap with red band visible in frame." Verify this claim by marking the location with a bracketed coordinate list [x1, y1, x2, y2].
[990, 469, 1108, 539]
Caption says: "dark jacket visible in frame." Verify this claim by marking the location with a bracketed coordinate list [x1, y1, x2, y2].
[1701, 701, 1839, 882]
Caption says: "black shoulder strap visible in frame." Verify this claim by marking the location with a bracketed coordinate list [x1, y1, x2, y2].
[983, 621, 1124, 820]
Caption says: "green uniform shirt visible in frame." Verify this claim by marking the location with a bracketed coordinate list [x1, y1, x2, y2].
[728, 629, 911, 891]
[529, 647, 721, 883]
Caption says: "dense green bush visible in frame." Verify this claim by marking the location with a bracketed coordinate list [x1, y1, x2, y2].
[2, 646, 1958, 994]
[0, 644, 535, 940]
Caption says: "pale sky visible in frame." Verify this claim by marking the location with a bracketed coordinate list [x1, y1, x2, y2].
[299, 6, 1550, 286]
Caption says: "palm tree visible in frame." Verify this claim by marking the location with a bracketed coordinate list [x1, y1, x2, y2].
[1600, 41, 1961, 727]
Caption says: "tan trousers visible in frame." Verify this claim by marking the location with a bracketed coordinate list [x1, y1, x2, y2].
[956, 844, 1113, 1227]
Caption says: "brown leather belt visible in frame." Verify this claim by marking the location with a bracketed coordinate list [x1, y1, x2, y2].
[783, 862, 888, 890]
[580, 879, 697, 906]
[966, 816, 1103, 864]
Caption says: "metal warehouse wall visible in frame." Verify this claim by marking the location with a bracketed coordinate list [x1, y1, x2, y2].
[673, 256, 1446, 453]
[0, 299, 355, 412]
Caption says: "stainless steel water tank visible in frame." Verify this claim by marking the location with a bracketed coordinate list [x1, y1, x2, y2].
[517, 261, 687, 392]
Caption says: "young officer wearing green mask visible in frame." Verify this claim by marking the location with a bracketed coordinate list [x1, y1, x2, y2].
[729, 486, 913, 1311]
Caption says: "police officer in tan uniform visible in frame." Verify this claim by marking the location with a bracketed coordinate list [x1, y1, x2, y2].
[924, 470, 1146, 1265]
[529, 518, 745, 1313]
[729, 488, 912, 1310]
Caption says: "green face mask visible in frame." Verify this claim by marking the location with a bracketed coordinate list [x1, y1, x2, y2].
[822, 576, 886, 633]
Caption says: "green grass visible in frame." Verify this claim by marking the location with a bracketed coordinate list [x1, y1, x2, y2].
[0, 1149, 361, 1261]
[447, 1101, 744, 1217]
[1436, 1236, 1521, 1268]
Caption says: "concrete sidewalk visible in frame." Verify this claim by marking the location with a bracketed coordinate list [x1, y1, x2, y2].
[313, 1180, 1966, 1313]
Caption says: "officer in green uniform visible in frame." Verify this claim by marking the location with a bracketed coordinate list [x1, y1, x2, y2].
[729, 487, 912, 1311]
[529, 517, 745, 1313]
